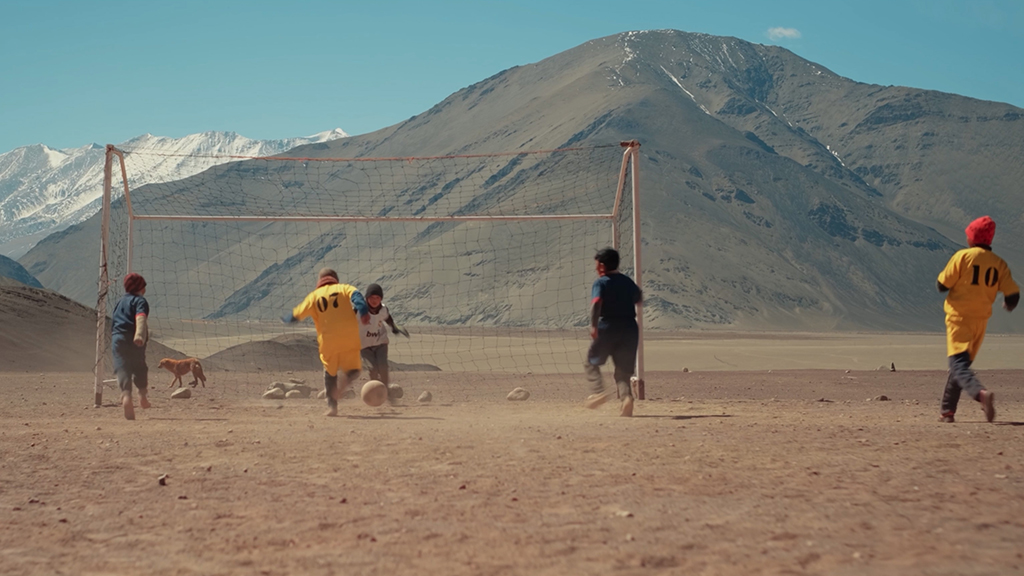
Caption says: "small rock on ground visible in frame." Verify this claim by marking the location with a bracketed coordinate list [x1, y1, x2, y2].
[507, 387, 530, 401]
[262, 388, 285, 400]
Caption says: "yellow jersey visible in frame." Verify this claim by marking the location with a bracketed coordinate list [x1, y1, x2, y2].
[292, 283, 364, 352]
[938, 247, 1018, 319]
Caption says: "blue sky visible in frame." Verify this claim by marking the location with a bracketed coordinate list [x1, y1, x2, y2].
[1, 0, 1022, 152]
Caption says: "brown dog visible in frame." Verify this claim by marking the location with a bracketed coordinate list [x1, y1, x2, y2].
[157, 358, 207, 388]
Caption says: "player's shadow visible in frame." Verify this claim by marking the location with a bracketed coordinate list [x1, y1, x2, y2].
[147, 417, 230, 421]
[995, 421, 1024, 427]
[344, 414, 444, 421]
[632, 414, 734, 420]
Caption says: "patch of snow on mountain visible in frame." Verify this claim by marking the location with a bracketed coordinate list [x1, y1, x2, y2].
[0, 129, 348, 257]
[659, 65, 711, 116]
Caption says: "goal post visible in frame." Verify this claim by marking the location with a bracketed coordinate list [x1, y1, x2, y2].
[94, 141, 644, 405]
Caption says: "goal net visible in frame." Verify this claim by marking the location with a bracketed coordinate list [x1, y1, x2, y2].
[94, 142, 642, 405]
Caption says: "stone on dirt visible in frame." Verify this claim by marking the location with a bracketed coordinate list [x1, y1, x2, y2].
[171, 388, 191, 399]
[418, 391, 432, 402]
[285, 390, 305, 399]
[387, 384, 404, 399]
[507, 387, 530, 401]
[269, 381, 313, 396]
[262, 388, 285, 400]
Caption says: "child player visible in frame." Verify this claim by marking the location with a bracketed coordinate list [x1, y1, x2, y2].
[284, 268, 370, 416]
[937, 216, 1019, 423]
[111, 272, 151, 420]
[359, 283, 409, 403]
[583, 248, 643, 417]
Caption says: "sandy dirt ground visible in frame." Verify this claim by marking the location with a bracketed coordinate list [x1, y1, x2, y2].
[2, 368, 1023, 576]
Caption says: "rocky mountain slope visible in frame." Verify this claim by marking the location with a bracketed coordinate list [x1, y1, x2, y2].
[19, 30, 1024, 333]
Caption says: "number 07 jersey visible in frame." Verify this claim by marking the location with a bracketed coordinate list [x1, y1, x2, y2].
[292, 283, 363, 353]
[938, 246, 1019, 320]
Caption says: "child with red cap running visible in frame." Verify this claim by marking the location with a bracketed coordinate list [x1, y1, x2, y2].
[937, 216, 1019, 423]
[111, 273, 151, 420]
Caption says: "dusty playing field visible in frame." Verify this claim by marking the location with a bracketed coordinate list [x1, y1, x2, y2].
[2, 368, 1023, 576]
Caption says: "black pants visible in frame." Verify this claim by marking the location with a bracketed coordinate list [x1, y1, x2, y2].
[941, 351, 984, 415]
[585, 323, 638, 398]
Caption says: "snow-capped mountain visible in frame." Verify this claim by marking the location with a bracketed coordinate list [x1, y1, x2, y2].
[0, 128, 348, 257]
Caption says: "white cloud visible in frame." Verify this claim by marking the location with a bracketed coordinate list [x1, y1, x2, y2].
[767, 27, 802, 41]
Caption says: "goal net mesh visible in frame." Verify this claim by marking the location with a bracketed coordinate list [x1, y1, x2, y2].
[100, 144, 637, 402]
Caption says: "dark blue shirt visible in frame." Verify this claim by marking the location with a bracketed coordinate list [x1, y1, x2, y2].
[591, 273, 641, 328]
[111, 294, 149, 340]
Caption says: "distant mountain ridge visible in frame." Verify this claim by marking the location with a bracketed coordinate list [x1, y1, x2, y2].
[19, 30, 1024, 332]
[0, 129, 348, 258]
[0, 254, 42, 288]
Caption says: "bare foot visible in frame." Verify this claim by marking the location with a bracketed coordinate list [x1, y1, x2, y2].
[122, 396, 135, 420]
[584, 390, 613, 409]
[980, 390, 996, 423]
[324, 406, 338, 417]
[140, 396, 151, 409]
[620, 396, 634, 417]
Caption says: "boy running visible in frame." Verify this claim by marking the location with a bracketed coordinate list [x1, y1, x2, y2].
[284, 268, 370, 416]
[111, 273, 151, 420]
[937, 216, 1019, 423]
[583, 248, 643, 417]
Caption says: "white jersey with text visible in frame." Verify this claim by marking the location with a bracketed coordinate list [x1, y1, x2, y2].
[359, 304, 392, 348]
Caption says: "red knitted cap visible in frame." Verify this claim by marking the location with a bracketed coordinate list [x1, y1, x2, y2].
[123, 273, 147, 294]
[965, 216, 996, 246]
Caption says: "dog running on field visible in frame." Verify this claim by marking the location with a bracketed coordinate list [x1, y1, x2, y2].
[157, 358, 207, 388]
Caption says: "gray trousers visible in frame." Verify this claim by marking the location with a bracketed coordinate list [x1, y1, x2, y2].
[941, 351, 984, 415]
[324, 370, 360, 410]
[361, 344, 390, 385]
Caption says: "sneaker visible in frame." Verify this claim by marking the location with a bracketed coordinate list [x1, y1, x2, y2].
[584, 390, 613, 409]
[938, 413, 955, 423]
[620, 396, 634, 417]
[979, 390, 996, 423]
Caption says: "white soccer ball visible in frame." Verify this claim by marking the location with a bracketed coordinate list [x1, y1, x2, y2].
[361, 380, 387, 407]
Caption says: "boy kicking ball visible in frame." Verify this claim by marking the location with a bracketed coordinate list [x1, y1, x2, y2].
[584, 248, 643, 417]
[284, 268, 370, 417]
[937, 216, 1019, 423]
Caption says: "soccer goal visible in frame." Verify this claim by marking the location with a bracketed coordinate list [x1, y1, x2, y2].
[93, 141, 644, 406]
